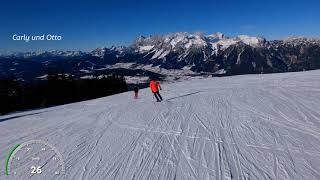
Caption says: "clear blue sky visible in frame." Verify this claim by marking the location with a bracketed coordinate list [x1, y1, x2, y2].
[0, 0, 319, 52]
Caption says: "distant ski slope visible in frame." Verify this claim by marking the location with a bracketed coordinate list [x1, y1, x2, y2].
[1, 70, 320, 180]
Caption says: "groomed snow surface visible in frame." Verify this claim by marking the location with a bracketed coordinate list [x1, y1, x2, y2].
[1, 70, 320, 180]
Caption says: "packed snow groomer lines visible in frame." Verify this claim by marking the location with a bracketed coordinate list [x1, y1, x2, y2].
[1, 70, 320, 179]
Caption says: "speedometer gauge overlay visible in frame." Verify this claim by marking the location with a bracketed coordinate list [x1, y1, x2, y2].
[6, 140, 65, 179]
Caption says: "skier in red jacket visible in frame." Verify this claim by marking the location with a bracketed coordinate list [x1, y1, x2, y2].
[150, 79, 163, 102]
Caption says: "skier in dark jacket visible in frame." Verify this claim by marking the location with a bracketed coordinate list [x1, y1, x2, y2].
[150, 79, 163, 102]
[133, 86, 139, 99]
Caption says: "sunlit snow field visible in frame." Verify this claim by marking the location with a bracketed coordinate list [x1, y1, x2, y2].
[1, 70, 320, 180]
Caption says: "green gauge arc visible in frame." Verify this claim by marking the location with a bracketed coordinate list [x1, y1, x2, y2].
[5, 144, 21, 176]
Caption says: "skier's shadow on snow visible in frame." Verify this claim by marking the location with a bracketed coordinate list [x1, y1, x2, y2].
[0, 111, 48, 122]
[166, 91, 202, 101]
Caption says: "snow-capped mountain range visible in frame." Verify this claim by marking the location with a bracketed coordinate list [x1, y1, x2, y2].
[133, 32, 266, 56]
[1, 32, 320, 81]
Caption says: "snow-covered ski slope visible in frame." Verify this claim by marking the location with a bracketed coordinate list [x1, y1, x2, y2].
[1, 70, 320, 180]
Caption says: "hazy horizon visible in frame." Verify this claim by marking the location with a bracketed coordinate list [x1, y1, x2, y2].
[1, 32, 320, 54]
